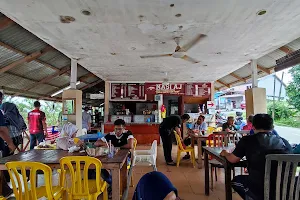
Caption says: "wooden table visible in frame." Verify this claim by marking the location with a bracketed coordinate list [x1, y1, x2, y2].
[190, 133, 209, 169]
[0, 149, 130, 200]
[203, 147, 247, 200]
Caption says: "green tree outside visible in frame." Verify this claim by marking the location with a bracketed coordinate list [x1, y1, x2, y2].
[287, 65, 300, 111]
[3, 96, 62, 126]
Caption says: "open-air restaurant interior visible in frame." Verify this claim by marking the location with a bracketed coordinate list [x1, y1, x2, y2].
[0, 0, 300, 199]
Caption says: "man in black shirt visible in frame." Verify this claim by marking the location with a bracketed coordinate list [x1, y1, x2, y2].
[222, 116, 238, 132]
[159, 114, 190, 166]
[95, 119, 134, 148]
[94, 119, 134, 198]
[220, 114, 292, 200]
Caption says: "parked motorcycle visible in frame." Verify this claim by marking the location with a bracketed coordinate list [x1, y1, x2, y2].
[234, 112, 246, 130]
[216, 111, 227, 127]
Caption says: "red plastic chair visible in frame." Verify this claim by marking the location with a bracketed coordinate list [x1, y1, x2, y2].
[206, 133, 236, 190]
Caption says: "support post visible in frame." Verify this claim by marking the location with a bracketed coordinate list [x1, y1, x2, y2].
[104, 81, 110, 123]
[272, 75, 276, 119]
[70, 59, 78, 89]
[251, 60, 258, 88]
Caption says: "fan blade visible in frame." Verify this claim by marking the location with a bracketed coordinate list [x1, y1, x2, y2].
[180, 34, 206, 52]
[182, 55, 199, 63]
[140, 54, 172, 58]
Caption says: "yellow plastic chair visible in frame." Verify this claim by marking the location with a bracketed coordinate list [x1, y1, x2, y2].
[174, 132, 195, 167]
[129, 138, 137, 187]
[59, 156, 108, 200]
[5, 161, 64, 200]
[207, 127, 215, 134]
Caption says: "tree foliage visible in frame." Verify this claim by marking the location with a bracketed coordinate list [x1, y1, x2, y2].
[3, 96, 62, 126]
[267, 101, 295, 120]
[286, 65, 300, 111]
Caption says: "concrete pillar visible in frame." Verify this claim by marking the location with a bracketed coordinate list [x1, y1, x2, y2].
[62, 89, 83, 136]
[251, 60, 258, 88]
[245, 87, 267, 117]
[70, 59, 78, 89]
[104, 81, 110, 122]
[210, 82, 216, 127]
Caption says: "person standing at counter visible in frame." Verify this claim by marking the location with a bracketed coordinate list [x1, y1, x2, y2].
[82, 107, 91, 132]
[159, 114, 190, 166]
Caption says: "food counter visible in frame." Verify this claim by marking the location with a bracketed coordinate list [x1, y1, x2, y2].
[104, 122, 160, 145]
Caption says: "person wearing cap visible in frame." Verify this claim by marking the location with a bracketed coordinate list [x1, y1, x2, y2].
[28, 101, 47, 149]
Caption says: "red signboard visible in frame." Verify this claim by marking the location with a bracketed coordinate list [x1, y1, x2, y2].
[145, 83, 185, 95]
[110, 83, 145, 100]
[145, 82, 211, 97]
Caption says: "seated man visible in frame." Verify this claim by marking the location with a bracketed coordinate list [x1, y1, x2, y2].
[93, 119, 134, 197]
[183, 115, 207, 159]
[95, 119, 134, 149]
[222, 116, 238, 132]
[220, 114, 292, 200]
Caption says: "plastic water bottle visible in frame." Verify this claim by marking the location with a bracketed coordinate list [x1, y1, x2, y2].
[108, 146, 114, 158]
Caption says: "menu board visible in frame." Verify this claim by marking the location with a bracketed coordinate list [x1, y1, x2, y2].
[126, 83, 145, 100]
[110, 83, 122, 99]
[185, 83, 211, 97]
[110, 83, 145, 101]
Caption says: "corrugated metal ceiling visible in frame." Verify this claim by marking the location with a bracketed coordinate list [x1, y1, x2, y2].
[0, 13, 103, 101]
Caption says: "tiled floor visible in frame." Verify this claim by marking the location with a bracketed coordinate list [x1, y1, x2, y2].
[128, 144, 242, 200]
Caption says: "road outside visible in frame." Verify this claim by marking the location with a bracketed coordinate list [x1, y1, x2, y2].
[219, 110, 300, 144]
[275, 126, 300, 144]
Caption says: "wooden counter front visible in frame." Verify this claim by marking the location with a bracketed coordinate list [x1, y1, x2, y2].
[104, 123, 160, 145]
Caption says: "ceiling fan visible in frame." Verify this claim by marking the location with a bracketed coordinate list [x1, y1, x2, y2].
[140, 34, 206, 64]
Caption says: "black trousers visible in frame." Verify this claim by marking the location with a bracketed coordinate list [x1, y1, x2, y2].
[159, 129, 173, 163]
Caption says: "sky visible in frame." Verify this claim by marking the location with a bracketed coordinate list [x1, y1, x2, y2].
[276, 68, 292, 85]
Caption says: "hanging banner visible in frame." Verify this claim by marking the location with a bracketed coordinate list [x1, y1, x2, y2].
[145, 83, 185, 95]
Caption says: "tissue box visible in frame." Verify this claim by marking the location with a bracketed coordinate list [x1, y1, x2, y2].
[86, 147, 109, 157]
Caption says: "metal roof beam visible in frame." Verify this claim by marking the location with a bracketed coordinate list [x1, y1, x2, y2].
[79, 80, 103, 91]
[279, 46, 293, 54]
[0, 86, 60, 101]
[42, 75, 101, 99]
[0, 17, 14, 30]
[216, 80, 230, 88]
[257, 65, 274, 74]
[0, 45, 53, 74]
[22, 65, 70, 91]
[230, 73, 246, 83]
[0, 41, 59, 72]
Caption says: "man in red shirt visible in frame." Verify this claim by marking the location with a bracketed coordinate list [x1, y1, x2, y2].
[28, 101, 47, 149]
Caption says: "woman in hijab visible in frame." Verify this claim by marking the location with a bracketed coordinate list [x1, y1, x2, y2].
[1, 102, 27, 151]
[59, 122, 83, 148]
[133, 171, 180, 200]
